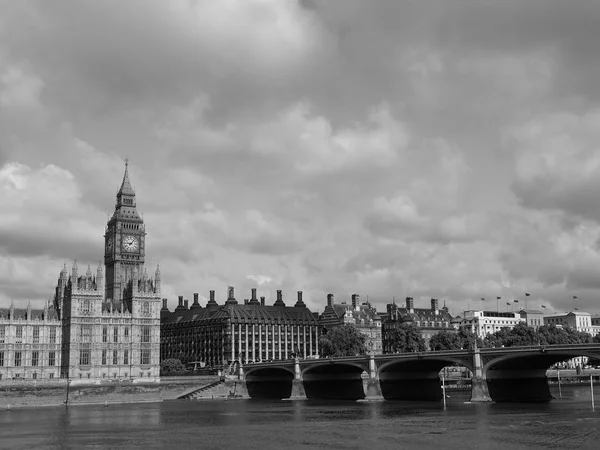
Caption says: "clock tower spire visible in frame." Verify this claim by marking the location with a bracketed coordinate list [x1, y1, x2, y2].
[104, 160, 146, 308]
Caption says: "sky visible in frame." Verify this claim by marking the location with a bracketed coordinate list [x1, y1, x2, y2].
[2, 0, 600, 317]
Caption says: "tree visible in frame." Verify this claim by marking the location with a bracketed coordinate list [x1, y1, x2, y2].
[387, 323, 426, 353]
[457, 328, 484, 349]
[160, 358, 186, 376]
[319, 324, 368, 357]
[429, 330, 460, 351]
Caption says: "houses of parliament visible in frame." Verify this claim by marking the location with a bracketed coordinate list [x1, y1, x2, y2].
[0, 162, 162, 380]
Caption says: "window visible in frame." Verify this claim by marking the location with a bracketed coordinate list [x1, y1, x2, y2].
[80, 349, 90, 365]
[0, 325, 5, 343]
[0, 351, 4, 367]
[124, 350, 129, 365]
[82, 299, 91, 315]
[102, 350, 107, 365]
[124, 328, 129, 341]
[113, 327, 118, 343]
[16, 326, 23, 343]
[142, 302, 150, 317]
[49, 373, 54, 379]
[141, 326, 151, 343]
[15, 351, 22, 367]
[48, 351, 55, 367]
[50, 327, 56, 344]
[113, 350, 118, 365]
[102, 326, 108, 343]
[32, 351, 39, 367]
[33, 327, 40, 344]
[140, 350, 150, 365]
[80, 325, 91, 343]
[33, 372, 37, 379]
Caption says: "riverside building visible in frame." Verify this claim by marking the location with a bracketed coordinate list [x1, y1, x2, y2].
[382, 297, 455, 352]
[460, 310, 524, 338]
[160, 288, 319, 367]
[1, 162, 162, 380]
[318, 294, 382, 354]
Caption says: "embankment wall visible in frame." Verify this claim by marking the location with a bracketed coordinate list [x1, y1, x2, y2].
[1, 376, 222, 409]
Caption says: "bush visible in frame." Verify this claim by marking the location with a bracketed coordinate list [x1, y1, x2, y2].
[160, 358, 187, 376]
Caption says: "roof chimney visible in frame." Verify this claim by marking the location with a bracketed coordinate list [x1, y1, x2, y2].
[161, 298, 168, 310]
[190, 292, 202, 310]
[184, 299, 189, 310]
[351, 294, 359, 309]
[248, 288, 260, 305]
[327, 293, 334, 307]
[207, 290, 218, 310]
[260, 296, 265, 306]
[225, 286, 238, 305]
[431, 298, 439, 315]
[406, 297, 414, 312]
[175, 295, 186, 312]
[295, 291, 306, 308]
[274, 289, 285, 307]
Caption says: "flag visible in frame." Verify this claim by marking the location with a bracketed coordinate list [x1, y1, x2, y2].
[525, 293, 530, 296]
[497, 296, 501, 300]
[514, 300, 519, 303]
[506, 302, 510, 306]
[541, 305, 547, 309]
[573, 296, 578, 299]
[574, 308, 579, 311]
[481, 298, 485, 301]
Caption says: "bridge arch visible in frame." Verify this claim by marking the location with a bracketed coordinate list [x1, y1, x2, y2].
[244, 366, 295, 399]
[301, 360, 369, 400]
[377, 355, 474, 401]
[482, 347, 600, 402]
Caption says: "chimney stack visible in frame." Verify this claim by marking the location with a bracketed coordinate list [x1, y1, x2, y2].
[406, 297, 414, 312]
[248, 288, 260, 305]
[175, 295, 186, 311]
[431, 298, 439, 315]
[225, 285, 238, 305]
[190, 292, 201, 309]
[207, 290, 218, 310]
[184, 299, 189, 309]
[274, 289, 285, 307]
[260, 296, 265, 306]
[295, 291, 306, 308]
[162, 299, 168, 310]
[351, 294, 359, 309]
[327, 294, 334, 307]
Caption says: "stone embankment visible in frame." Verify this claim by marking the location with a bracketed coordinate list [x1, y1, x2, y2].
[0, 375, 231, 409]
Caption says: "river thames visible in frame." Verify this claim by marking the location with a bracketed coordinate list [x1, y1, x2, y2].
[0, 385, 599, 449]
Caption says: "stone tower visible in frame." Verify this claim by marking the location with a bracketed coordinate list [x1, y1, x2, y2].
[104, 160, 146, 308]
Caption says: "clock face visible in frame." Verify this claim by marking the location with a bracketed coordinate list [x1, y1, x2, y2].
[106, 237, 113, 252]
[122, 235, 139, 252]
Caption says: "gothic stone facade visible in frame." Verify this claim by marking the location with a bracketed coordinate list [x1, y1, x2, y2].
[53, 162, 162, 380]
[0, 163, 162, 382]
[161, 288, 319, 367]
[0, 303, 62, 380]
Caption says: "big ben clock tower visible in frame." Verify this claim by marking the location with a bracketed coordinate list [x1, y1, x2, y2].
[104, 159, 146, 304]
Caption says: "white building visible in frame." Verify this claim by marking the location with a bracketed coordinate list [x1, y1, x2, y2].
[544, 311, 597, 336]
[460, 310, 525, 338]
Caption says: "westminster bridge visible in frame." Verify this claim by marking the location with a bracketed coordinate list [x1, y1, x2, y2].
[238, 343, 600, 402]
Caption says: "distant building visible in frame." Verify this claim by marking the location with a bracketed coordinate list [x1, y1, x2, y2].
[0, 302, 61, 380]
[460, 310, 524, 338]
[543, 311, 596, 335]
[318, 294, 382, 354]
[160, 288, 319, 367]
[518, 309, 544, 329]
[382, 297, 454, 353]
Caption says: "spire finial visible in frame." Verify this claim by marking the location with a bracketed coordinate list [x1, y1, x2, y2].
[125, 156, 129, 169]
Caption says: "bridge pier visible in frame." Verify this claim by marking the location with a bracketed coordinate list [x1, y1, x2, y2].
[360, 354, 383, 402]
[470, 347, 492, 403]
[289, 358, 306, 400]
